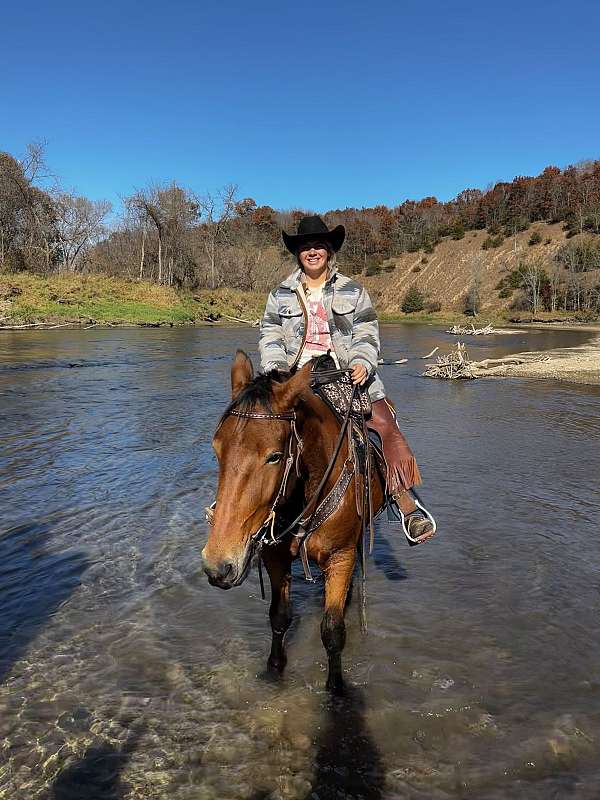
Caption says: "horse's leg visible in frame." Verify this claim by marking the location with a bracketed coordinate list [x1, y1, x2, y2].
[262, 545, 293, 673]
[321, 548, 356, 695]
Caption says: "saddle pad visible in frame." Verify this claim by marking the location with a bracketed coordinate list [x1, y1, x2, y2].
[310, 354, 372, 422]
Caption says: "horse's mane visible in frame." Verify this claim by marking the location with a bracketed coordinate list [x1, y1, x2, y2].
[218, 370, 289, 427]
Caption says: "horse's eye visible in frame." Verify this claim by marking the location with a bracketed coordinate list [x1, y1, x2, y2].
[266, 451, 283, 464]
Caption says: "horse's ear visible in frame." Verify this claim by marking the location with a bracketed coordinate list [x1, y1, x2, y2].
[231, 350, 254, 399]
[277, 362, 313, 408]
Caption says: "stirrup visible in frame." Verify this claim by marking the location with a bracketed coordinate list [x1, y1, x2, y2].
[205, 501, 216, 525]
[387, 490, 437, 546]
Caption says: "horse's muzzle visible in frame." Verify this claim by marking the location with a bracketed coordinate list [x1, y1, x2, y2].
[202, 556, 235, 589]
[201, 540, 254, 589]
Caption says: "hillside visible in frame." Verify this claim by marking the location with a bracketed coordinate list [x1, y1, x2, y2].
[362, 221, 576, 314]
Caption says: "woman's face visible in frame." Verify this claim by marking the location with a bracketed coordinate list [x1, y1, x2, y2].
[297, 240, 329, 278]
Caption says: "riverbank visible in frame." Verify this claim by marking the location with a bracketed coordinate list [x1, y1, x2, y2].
[471, 329, 600, 385]
[0, 273, 267, 327]
[2, 272, 597, 330]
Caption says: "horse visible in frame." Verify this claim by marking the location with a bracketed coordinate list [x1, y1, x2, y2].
[201, 350, 385, 694]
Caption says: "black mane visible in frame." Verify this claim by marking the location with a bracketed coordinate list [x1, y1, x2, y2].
[218, 370, 289, 427]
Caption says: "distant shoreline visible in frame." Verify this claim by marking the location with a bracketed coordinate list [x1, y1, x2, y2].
[1, 273, 599, 386]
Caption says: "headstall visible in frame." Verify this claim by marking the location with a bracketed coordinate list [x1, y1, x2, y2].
[225, 409, 304, 549]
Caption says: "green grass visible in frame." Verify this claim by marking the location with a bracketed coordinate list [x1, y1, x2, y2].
[4, 271, 593, 329]
[0, 272, 267, 326]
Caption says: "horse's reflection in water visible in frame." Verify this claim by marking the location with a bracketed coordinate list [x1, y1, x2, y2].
[306, 685, 384, 800]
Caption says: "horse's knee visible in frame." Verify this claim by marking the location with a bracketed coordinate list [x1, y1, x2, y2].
[321, 610, 346, 655]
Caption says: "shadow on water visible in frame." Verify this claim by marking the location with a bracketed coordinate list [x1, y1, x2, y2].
[305, 685, 385, 800]
[372, 531, 408, 582]
[0, 521, 89, 683]
[49, 725, 144, 800]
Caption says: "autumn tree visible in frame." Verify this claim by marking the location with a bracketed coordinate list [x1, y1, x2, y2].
[518, 257, 547, 315]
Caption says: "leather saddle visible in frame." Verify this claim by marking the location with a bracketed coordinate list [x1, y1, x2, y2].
[309, 354, 386, 486]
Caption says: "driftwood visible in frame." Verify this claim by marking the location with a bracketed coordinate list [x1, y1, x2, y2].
[84, 321, 116, 329]
[423, 342, 475, 379]
[222, 314, 260, 327]
[447, 323, 495, 336]
[424, 342, 552, 380]
[421, 346, 439, 359]
[473, 355, 547, 369]
[471, 355, 551, 372]
[0, 321, 75, 330]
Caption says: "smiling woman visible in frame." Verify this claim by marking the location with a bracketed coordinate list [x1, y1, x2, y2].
[259, 215, 437, 543]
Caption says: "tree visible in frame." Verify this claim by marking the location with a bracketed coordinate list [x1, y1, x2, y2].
[0, 144, 56, 272]
[518, 257, 546, 315]
[464, 252, 484, 315]
[197, 184, 237, 288]
[464, 283, 481, 316]
[54, 193, 112, 272]
[547, 259, 565, 312]
[401, 285, 425, 313]
[127, 183, 197, 285]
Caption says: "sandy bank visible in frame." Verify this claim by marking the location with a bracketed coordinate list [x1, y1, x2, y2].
[473, 329, 600, 385]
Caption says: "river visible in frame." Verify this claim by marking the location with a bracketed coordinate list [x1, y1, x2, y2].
[1, 325, 599, 799]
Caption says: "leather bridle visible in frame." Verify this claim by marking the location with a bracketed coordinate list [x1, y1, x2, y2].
[228, 408, 303, 550]
[209, 380, 373, 598]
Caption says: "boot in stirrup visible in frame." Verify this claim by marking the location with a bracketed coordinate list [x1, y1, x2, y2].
[368, 398, 436, 545]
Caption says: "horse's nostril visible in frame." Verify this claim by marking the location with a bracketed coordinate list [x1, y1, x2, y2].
[219, 561, 233, 580]
[202, 558, 234, 583]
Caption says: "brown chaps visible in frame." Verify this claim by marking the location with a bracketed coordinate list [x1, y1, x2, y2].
[367, 398, 421, 515]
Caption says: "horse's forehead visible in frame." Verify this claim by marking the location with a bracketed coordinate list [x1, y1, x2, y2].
[213, 413, 287, 449]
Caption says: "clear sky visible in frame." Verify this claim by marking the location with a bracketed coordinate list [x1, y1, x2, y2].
[2, 0, 599, 214]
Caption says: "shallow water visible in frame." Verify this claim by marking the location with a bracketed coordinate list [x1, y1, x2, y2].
[1, 325, 599, 799]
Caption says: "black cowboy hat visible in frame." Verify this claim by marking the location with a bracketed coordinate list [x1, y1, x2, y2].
[282, 215, 345, 254]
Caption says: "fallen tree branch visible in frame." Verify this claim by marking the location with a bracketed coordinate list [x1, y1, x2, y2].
[222, 314, 260, 327]
[472, 355, 551, 370]
[0, 321, 75, 330]
[421, 346, 439, 359]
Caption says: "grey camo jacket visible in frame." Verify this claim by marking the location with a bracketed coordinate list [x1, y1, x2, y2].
[258, 266, 386, 401]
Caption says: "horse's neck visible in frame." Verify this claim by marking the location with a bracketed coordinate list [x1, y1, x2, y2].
[298, 393, 342, 486]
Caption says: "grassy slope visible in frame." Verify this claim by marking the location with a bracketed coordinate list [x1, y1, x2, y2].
[0, 273, 266, 325]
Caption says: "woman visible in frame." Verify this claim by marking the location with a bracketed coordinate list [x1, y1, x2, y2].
[259, 215, 435, 545]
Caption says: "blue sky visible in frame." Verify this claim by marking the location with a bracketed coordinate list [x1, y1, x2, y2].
[2, 0, 599, 215]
